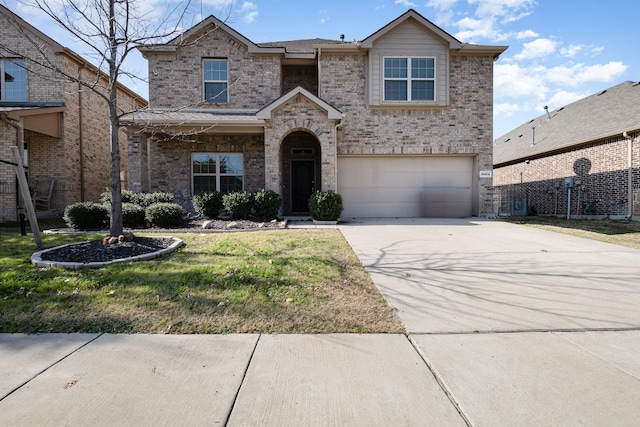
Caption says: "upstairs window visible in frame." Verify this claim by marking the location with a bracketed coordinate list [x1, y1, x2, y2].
[192, 153, 243, 194]
[1, 59, 27, 101]
[203, 59, 228, 103]
[384, 57, 435, 102]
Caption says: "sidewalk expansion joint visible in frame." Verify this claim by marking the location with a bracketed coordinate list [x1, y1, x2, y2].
[405, 335, 473, 427]
[409, 326, 640, 336]
[222, 333, 261, 427]
[0, 332, 104, 402]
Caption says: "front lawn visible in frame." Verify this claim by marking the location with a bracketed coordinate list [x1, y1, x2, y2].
[505, 216, 640, 249]
[0, 220, 404, 334]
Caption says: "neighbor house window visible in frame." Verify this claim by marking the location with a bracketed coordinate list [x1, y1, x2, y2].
[203, 59, 228, 103]
[383, 57, 435, 102]
[192, 153, 243, 194]
[0, 59, 27, 101]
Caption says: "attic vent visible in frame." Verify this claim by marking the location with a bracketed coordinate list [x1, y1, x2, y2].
[505, 138, 510, 142]
[518, 134, 523, 138]
[528, 119, 534, 123]
[633, 81, 640, 87]
[559, 107, 565, 111]
[597, 90, 607, 96]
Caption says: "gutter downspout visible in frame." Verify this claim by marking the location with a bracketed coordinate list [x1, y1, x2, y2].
[334, 116, 344, 192]
[623, 131, 633, 218]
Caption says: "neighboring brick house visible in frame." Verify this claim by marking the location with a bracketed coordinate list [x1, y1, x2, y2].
[0, 5, 146, 222]
[123, 9, 506, 217]
[493, 81, 640, 219]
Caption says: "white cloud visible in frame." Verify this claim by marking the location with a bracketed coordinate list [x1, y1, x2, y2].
[494, 102, 522, 117]
[394, 0, 417, 7]
[560, 44, 584, 58]
[494, 62, 548, 101]
[513, 38, 557, 60]
[450, 0, 537, 42]
[238, 1, 258, 24]
[546, 90, 590, 110]
[544, 61, 628, 87]
[515, 29, 538, 39]
[470, 0, 537, 19]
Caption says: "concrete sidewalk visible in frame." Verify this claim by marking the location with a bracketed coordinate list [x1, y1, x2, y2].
[0, 333, 463, 426]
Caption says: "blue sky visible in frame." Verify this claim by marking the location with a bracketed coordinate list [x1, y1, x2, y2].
[3, 0, 638, 138]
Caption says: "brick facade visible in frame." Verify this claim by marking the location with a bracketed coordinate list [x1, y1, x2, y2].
[494, 133, 640, 218]
[0, 6, 145, 222]
[126, 10, 503, 216]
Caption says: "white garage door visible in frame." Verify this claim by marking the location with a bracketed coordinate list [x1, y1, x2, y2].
[337, 156, 474, 218]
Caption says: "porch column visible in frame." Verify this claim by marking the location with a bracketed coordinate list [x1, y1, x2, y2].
[263, 123, 281, 194]
[127, 129, 149, 193]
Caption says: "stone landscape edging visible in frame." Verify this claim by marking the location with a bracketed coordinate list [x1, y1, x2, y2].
[30, 236, 185, 270]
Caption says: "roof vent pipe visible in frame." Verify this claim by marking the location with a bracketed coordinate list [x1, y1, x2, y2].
[340, 34, 345, 42]
[531, 127, 535, 147]
[544, 105, 551, 119]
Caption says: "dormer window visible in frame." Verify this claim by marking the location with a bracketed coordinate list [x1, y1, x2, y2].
[0, 59, 27, 101]
[203, 59, 228, 103]
[383, 57, 435, 102]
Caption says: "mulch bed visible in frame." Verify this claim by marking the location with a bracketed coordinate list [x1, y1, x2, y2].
[40, 219, 286, 264]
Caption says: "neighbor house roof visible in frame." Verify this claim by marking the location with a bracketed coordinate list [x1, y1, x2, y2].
[494, 81, 640, 166]
[0, 4, 146, 106]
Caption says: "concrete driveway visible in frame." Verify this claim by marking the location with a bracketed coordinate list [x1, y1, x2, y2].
[340, 218, 640, 425]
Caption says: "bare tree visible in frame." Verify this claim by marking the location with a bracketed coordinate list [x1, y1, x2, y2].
[12, 0, 193, 236]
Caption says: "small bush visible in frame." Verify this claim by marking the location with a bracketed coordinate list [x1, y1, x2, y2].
[139, 192, 174, 208]
[122, 203, 146, 228]
[63, 202, 109, 229]
[192, 192, 223, 219]
[253, 189, 282, 220]
[222, 191, 254, 220]
[308, 191, 343, 221]
[100, 189, 141, 206]
[145, 202, 184, 227]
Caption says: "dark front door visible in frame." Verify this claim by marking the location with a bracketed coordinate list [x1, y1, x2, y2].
[291, 160, 315, 213]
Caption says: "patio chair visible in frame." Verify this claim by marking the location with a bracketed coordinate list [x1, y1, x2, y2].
[31, 178, 55, 211]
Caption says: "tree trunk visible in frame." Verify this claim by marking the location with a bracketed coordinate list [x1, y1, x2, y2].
[108, 0, 123, 237]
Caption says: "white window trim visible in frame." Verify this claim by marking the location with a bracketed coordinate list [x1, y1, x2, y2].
[382, 56, 436, 103]
[202, 58, 229, 103]
[191, 153, 244, 195]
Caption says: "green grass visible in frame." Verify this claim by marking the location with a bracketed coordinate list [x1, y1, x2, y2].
[0, 219, 403, 334]
[505, 216, 640, 249]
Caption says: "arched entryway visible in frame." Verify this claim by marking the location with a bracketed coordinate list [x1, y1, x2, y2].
[281, 131, 321, 215]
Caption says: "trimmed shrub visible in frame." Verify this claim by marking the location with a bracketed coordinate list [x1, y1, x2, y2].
[122, 203, 146, 228]
[253, 189, 282, 220]
[100, 189, 141, 206]
[308, 191, 343, 221]
[63, 202, 109, 229]
[145, 202, 184, 227]
[222, 191, 254, 220]
[192, 192, 223, 219]
[139, 192, 174, 208]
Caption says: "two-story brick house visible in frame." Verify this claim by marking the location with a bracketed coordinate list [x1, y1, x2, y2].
[0, 5, 146, 222]
[124, 9, 506, 218]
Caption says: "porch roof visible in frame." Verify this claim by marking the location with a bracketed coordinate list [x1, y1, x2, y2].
[120, 109, 265, 134]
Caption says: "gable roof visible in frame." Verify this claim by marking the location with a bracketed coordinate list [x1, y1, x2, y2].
[0, 4, 146, 106]
[361, 9, 462, 49]
[494, 81, 640, 166]
[257, 86, 343, 120]
[140, 15, 286, 56]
